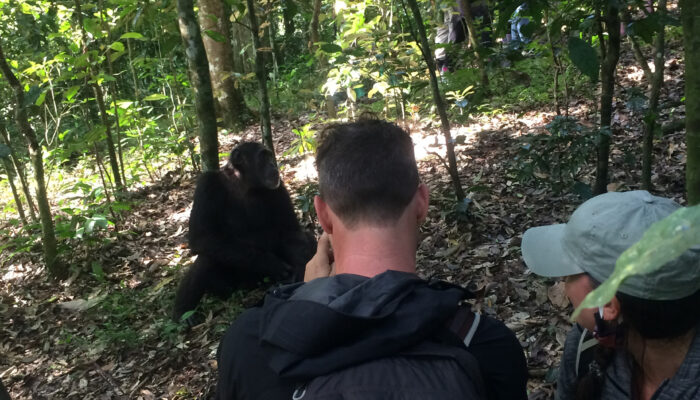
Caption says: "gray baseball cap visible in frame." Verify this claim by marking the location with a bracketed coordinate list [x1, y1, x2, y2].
[521, 190, 700, 300]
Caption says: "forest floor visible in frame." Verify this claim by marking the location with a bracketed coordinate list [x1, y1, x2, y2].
[0, 38, 688, 399]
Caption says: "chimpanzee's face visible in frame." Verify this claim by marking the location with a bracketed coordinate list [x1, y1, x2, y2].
[224, 142, 280, 190]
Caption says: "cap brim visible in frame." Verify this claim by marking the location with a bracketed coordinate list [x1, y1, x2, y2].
[522, 224, 584, 277]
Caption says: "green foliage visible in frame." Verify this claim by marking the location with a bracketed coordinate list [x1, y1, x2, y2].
[510, 116, 596, 194]
[567, 37, 599, 82]
[284, 124, 317, 156]
[294, 182, 320, 226]
[573, 205, 700, 319]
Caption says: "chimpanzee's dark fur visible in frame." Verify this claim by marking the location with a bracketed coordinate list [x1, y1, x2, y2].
[0, 379, 10, 400]
[172, 142, 315, 324]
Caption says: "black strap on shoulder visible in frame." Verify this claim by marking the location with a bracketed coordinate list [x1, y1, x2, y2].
[447, 304, 481, 348]
[575, 327, 599, 377]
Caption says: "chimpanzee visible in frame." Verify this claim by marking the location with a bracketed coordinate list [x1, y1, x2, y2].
[172, 142, 316, 324]
[0, 379, 10, 400]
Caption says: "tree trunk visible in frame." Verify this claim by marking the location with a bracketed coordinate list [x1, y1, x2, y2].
[459, 0, 489, 90]
[405, 0, 465, 201]
[593, 4, 621, 195]
[622, 9, 654, 83]
[92, 83, 124, 189]
[0, 127, 37, 221]
[178, 0, 220, 172]
[681, 0, 700, 205]
[309, 0, 322, 51]
[197, 0, 252, 132]
[74, 0, 124, 190]
[283, 0, 296, 39]
[642, 0, 666, 191]
[1, 158, 28, 225]
[246, 0, 275, 154]
[98, 0, 127, 185]
[0, 42, 63, 278]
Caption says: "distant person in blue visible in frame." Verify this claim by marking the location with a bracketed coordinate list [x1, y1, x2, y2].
[509, 3, 530, 45]
[522, 191, 700, 400]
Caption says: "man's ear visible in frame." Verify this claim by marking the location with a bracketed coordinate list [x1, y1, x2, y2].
[602, 296, 621, 321]
[314, 195, 333, 234]
[415, 183, 429, 223]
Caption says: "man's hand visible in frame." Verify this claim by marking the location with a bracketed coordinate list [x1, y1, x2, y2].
[304, 233, 335, 282]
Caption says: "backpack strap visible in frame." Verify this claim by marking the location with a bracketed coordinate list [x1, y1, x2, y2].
[448, 304, 481, 348]
[575, 328, 599, 377]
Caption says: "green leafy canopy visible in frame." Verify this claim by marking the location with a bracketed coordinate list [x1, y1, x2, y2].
[573, 205, 700, 320]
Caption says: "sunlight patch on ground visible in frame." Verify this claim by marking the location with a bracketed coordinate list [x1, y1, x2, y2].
[1, 264, 28, 281]
[412, 125, 480, 161]
[287, 154, 318, 183]
[624, 64, 646, 82]
[170, 206, 191, 223]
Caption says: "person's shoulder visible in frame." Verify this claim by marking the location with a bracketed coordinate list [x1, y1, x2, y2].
[560, 325, 585, 367]
[555, 325, 586, 400]
[219, 308, 264, 355]
[470, 312, 520, 346]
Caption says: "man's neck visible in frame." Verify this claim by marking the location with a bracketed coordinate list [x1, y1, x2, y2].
[332, 224, 418, 277]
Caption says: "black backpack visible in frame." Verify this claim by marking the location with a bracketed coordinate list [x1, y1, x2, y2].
[290, 305, 486, 400]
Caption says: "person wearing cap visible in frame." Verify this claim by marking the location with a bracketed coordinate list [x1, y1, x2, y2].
[521, 190, 700, 400]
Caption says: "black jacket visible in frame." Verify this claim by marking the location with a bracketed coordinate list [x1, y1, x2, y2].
[216, 270, 526, 400]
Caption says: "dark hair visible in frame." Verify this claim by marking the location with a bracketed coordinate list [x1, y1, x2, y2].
[617, 290, 700, 339]
[576, 283, 700, 400]
[315, 119, 419, 227]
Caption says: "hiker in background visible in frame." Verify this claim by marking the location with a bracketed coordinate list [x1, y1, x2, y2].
[435, 5, 466, 74]
[509, 3, 530, 45]
[522, 191, 700, 400]
[216, 119, 527, 400]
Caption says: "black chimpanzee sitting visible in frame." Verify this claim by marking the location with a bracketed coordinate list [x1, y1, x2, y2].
[172, 142, 315, 324]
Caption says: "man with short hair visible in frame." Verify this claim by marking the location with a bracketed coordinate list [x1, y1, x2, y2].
[216, 119, 527, 400]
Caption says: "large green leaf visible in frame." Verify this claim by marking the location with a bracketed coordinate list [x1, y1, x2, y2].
[64, 86, 80, 101]
[109, 41, 125, 52]
[567, 37, 599, 82]
[321, 43, 343, 53]
[573, 205, 700, 319]
[204, 30, 226, 43]
[120, 32, 145, 40]
[143, 93, 168, 101]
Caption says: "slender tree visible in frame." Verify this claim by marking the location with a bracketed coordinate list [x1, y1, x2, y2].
[0, 41, 63, 278]
[404, 0, 465, 201]
[593, 2, 621, 195]
[309, 0, 322, 51]
[641, 0, 667, 191]
[0, 151, 28, 225]
[0, 126, 37, 221]
[197, 0, 252, 131]
[177, 0, 220, 171]
[246, 0, 275, 154]
[282, 0, 297, 45]
[681, 0, 700, 204]
[458, 0, 489, 90]
[74, 0, 124, 190]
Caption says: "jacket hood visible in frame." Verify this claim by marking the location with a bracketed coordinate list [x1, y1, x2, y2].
[258, 270, 468, 379]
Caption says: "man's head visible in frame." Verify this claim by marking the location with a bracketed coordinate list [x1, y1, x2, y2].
[315, 119, 422, 229]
